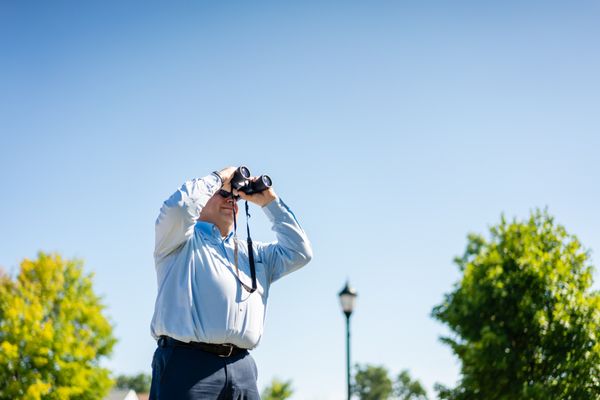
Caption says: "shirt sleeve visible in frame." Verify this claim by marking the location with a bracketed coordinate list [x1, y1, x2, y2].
[154, 174, 221, 260]
[257, 197, 313, 283]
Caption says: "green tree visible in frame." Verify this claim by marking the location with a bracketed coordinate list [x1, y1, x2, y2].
[261, 378, 293, 400]
[353, 364, 393, 400]
[352, 365, 429, 400]
[115, 373, 151, 393]
[0, 252, 116, 399]
[432, 210, 600, 399]
[394, 370, 428, 400]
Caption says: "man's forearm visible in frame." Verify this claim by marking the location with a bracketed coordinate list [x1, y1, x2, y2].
[154, 174, 221, 259]
[260, 197, 313, 282]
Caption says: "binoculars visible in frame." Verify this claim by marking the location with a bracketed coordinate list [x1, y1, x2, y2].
[231, 166, 272, 195]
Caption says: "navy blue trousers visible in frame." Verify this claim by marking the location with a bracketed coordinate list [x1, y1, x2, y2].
[149, 343, 260, 400]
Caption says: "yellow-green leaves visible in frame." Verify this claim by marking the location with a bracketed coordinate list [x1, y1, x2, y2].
[0, 252, 116, 400]
[261, 378, 294, 400]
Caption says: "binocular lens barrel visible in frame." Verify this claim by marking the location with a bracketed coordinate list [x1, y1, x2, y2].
[252, 175, 272, 192]
[239, 166, 251, 178]
[231, 166, 250, 190]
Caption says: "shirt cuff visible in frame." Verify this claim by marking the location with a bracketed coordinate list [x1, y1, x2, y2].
[211, 171, 223, 187]
[203, 174, 222, 196]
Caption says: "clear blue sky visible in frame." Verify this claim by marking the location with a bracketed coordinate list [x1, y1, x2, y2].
[1, 2, 599, 399]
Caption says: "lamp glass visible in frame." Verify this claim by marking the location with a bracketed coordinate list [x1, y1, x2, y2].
[339, 293, 356, 313]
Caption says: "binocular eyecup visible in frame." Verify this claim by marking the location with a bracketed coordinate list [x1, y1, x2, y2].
[230, 166, 272, 195]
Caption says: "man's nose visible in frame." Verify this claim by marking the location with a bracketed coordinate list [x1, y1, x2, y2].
[226, 198, 238, 210]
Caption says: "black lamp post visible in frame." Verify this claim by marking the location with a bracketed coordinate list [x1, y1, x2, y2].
[338, 281, 357, 400]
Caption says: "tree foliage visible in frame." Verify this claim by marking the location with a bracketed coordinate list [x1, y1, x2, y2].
[353, 364, 393, 400]
[352, 364, 428, 400]
[261, 378, 293, 400]
[115, 373, 151, 394]
[0, 252, 116, 399]
[432, 210, 600, 399]
[395, 370, 428, 400]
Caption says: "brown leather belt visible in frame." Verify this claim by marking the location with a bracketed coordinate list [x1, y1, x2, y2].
[158, 336, 246, 358]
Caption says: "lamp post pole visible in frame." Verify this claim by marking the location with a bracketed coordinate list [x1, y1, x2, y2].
[339, 281, 357, 400]
[345, 311, 351, 400]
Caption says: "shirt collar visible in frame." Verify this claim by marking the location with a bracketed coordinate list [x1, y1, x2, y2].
[196, 220, 234, 242]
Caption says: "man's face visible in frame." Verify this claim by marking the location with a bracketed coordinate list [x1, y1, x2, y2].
[199, 190, 239, 234]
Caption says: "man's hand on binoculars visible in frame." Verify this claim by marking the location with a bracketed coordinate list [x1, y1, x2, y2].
[216, 166, 237, 191]
[236, 185, 277, 207]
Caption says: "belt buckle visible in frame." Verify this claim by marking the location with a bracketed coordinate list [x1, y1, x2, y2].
[218, 344, 234, 357]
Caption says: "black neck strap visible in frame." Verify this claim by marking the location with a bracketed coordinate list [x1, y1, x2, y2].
[231, 195, 257, 294]
[244, 201, 257, 293]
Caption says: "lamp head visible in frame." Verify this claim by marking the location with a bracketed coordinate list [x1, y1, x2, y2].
[338, 281, 358, 317]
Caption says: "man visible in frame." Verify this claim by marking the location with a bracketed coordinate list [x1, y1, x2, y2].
[149, 166, 313, 399]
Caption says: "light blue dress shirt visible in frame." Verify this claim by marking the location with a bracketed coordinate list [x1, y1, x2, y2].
[150, 174, 312, 349]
